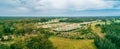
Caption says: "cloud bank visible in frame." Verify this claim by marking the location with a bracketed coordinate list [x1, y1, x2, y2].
[0, 0, 120, 16]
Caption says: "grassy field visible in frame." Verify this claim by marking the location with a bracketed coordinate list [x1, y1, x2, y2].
[49, 36, 97, 49]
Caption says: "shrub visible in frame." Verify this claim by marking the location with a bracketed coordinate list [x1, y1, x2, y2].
[0, 44, 10, 49]
[10, 34, 54, 49]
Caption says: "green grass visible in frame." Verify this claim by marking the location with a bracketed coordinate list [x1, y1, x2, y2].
[49, 36, 97, 49]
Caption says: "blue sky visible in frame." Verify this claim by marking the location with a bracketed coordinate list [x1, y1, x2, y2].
[0, 0, 120, 16]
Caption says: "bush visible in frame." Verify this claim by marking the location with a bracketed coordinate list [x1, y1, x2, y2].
[0, 32, 2, 38]
[10, 34, 54, 49]
[0, 44, 10, 49]
[95, 24, 101, 27]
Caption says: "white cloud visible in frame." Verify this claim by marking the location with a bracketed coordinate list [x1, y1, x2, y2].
[68, 0, 112, 10]
[0, 0, 120, 15]
[48, 0, 68, 9]
[1, 0, 116, 11]
[8, 7, 30, 13]
[16, 0, 117, 11]
[0, 0, 21, 6]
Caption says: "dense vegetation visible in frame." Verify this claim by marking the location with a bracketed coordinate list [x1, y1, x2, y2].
[59, 17, 99, 23]
[0, 17, 54, 49]
[10, 34, 54, 49]
[94, 19, 120, 49]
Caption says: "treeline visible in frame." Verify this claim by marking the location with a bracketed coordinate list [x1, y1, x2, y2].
[0, 17, 53, 24]
[0, 17, 55, 35]
[94, 22, 120, 49]
[59, 16, 120, 23]
[59, 17, 100, 23]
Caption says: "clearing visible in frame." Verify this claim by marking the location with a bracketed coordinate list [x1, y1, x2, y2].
[49, 36, 97, 49]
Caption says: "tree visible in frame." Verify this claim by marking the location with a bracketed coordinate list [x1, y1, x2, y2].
[94, 37, 117, 49]
[3, 25, 10, 35]
[10, 34, 54, 49]
[0, 44, 10, 49]
[0, 32, 3, 38]
[37, 28, 52, 37]
[81, 27, 92, 35]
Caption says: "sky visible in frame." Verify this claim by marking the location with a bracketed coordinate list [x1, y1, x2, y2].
[0, 0, 120, 16]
